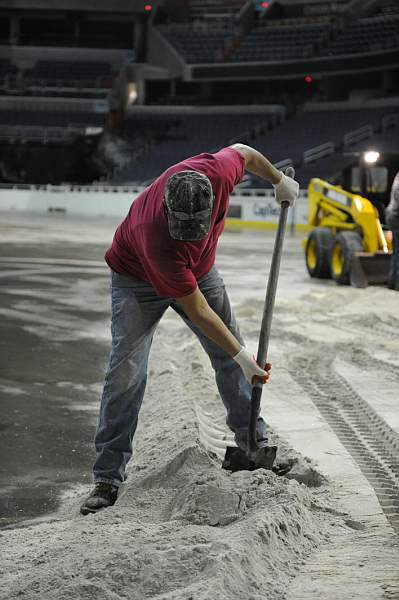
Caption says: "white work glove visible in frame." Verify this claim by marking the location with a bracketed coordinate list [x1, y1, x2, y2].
[233, 346, 271, 386]
[273, 171, 299, 207]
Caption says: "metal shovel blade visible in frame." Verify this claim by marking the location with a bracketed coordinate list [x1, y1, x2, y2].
[222, 445, 277, 473]
[222, 445, 292, 476]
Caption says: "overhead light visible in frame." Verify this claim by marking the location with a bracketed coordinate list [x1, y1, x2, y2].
[127, 83, 138, 105]
[364, 150, 380, 164]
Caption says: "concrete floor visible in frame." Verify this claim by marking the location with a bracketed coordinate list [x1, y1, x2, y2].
[0, 217, 115, 525]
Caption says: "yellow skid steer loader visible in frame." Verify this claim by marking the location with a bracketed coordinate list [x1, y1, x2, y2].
[304, 178, 392, 288]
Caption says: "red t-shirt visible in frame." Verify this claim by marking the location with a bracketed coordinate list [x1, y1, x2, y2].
[105, 147, 245, 298]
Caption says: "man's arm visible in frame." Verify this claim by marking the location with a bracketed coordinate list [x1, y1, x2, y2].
[177, 287, 270, 384]
[177, 287, 241, 356]
[230, 143, 282, 184]
[230, 143, 299, 206]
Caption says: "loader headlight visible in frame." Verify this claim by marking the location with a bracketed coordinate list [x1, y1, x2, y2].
[363, 151, 380, 164]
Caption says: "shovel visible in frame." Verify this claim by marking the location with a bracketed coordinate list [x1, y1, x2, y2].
[222, 167, 295, 474]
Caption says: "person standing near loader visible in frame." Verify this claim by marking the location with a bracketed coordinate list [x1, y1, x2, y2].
[80, 144, 299, 515]
[387, 171, 399, 291]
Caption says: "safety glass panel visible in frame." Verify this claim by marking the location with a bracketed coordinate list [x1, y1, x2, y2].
[351, 167, 388, 193]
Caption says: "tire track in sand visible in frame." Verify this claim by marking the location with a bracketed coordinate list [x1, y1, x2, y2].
[288, 349, 399, 534]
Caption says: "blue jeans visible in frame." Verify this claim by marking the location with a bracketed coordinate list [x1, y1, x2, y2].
[93, 266, 268, 486]
[388, 229, 399, 291]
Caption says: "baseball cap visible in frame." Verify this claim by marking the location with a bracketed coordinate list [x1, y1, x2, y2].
[164, 170, 214, 241]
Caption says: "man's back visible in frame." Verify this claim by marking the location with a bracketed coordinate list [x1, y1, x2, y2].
[105, 147, 245, 298]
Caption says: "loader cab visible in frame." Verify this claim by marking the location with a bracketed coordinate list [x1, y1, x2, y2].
[341, 153, 399, 225]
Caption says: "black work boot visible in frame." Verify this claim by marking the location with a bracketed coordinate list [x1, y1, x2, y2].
[80, 482, 118, 515]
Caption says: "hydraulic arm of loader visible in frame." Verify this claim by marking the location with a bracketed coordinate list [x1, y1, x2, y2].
[305, 179, 392, 287]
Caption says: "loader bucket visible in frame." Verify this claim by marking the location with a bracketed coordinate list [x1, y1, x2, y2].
[350, 252, 392, 288]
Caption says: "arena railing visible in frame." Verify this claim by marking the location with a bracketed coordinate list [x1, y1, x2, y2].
[0, 124, 100, 143]
[343, 124, 374, 148]
[382, 113, 398, 131]
[303, 142, 335, 164]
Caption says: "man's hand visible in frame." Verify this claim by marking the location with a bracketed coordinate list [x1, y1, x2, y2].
[233, 347, 272, 385]
[273, 171, 299, 207]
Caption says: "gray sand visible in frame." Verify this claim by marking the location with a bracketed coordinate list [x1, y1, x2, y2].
[0, 212, 398, 599]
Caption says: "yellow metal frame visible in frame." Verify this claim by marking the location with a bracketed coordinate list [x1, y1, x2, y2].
[307, 178, 391, 253]
[331, 242, 344, 276]
[306, 238, 317, 270]
[225, 219, 309, 232]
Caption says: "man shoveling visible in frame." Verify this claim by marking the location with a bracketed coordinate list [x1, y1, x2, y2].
[80, 145, 299, 515]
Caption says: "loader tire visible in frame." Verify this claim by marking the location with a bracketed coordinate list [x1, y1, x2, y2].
[330, 231, 363, 285]
[305, 227, 333, 279]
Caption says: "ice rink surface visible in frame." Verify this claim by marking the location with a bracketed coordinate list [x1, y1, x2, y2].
[0, 210, 398, 599]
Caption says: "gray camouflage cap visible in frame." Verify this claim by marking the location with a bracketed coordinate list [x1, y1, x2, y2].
[164, 170, 214, 241]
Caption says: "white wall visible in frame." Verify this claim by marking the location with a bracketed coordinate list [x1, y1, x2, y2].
[0, 186, 138, 217]
[0, 186, 309, 228]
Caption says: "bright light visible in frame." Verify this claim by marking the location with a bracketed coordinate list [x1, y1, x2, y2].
[304, 75, 313, 83]
[144, 4, 152, 11]
[128, 83, 138, 105]
[364, 150, 380, 164]
[261, 1, 269, 7]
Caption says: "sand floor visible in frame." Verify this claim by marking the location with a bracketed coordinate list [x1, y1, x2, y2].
[0, 211, 398, 599]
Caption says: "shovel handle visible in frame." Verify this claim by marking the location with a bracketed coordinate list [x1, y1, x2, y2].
[248, 167, 295, 454]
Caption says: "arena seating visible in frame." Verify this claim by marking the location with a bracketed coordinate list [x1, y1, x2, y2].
[0, 58, 115, 97]
[18, 21, 132, 50]
[0, 58, 18, 92]
[0, 59, 17, 77]
[294, 122, 399, 187]
[157, 0, 246, 64]
[189, 0, 245, 18]
[0, 110, 103, 128]
[378, 0, 399, 16]
[292, 154, 354, 187]
[222, 107, 396, 188]
[158, 26, 231, 63]
[320, 15, 399, 56]
[114, 107, 396, 185]
[246, 108, 390, 167]
[229, 23, 326, 62]
[4, 104, 393, 189]
[159, 20, 327, 64]
[351, 129, 399, 154]
[114, 111, 276, 182]
[158, 3, 399, 65]
[26, 60, 114, 89]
